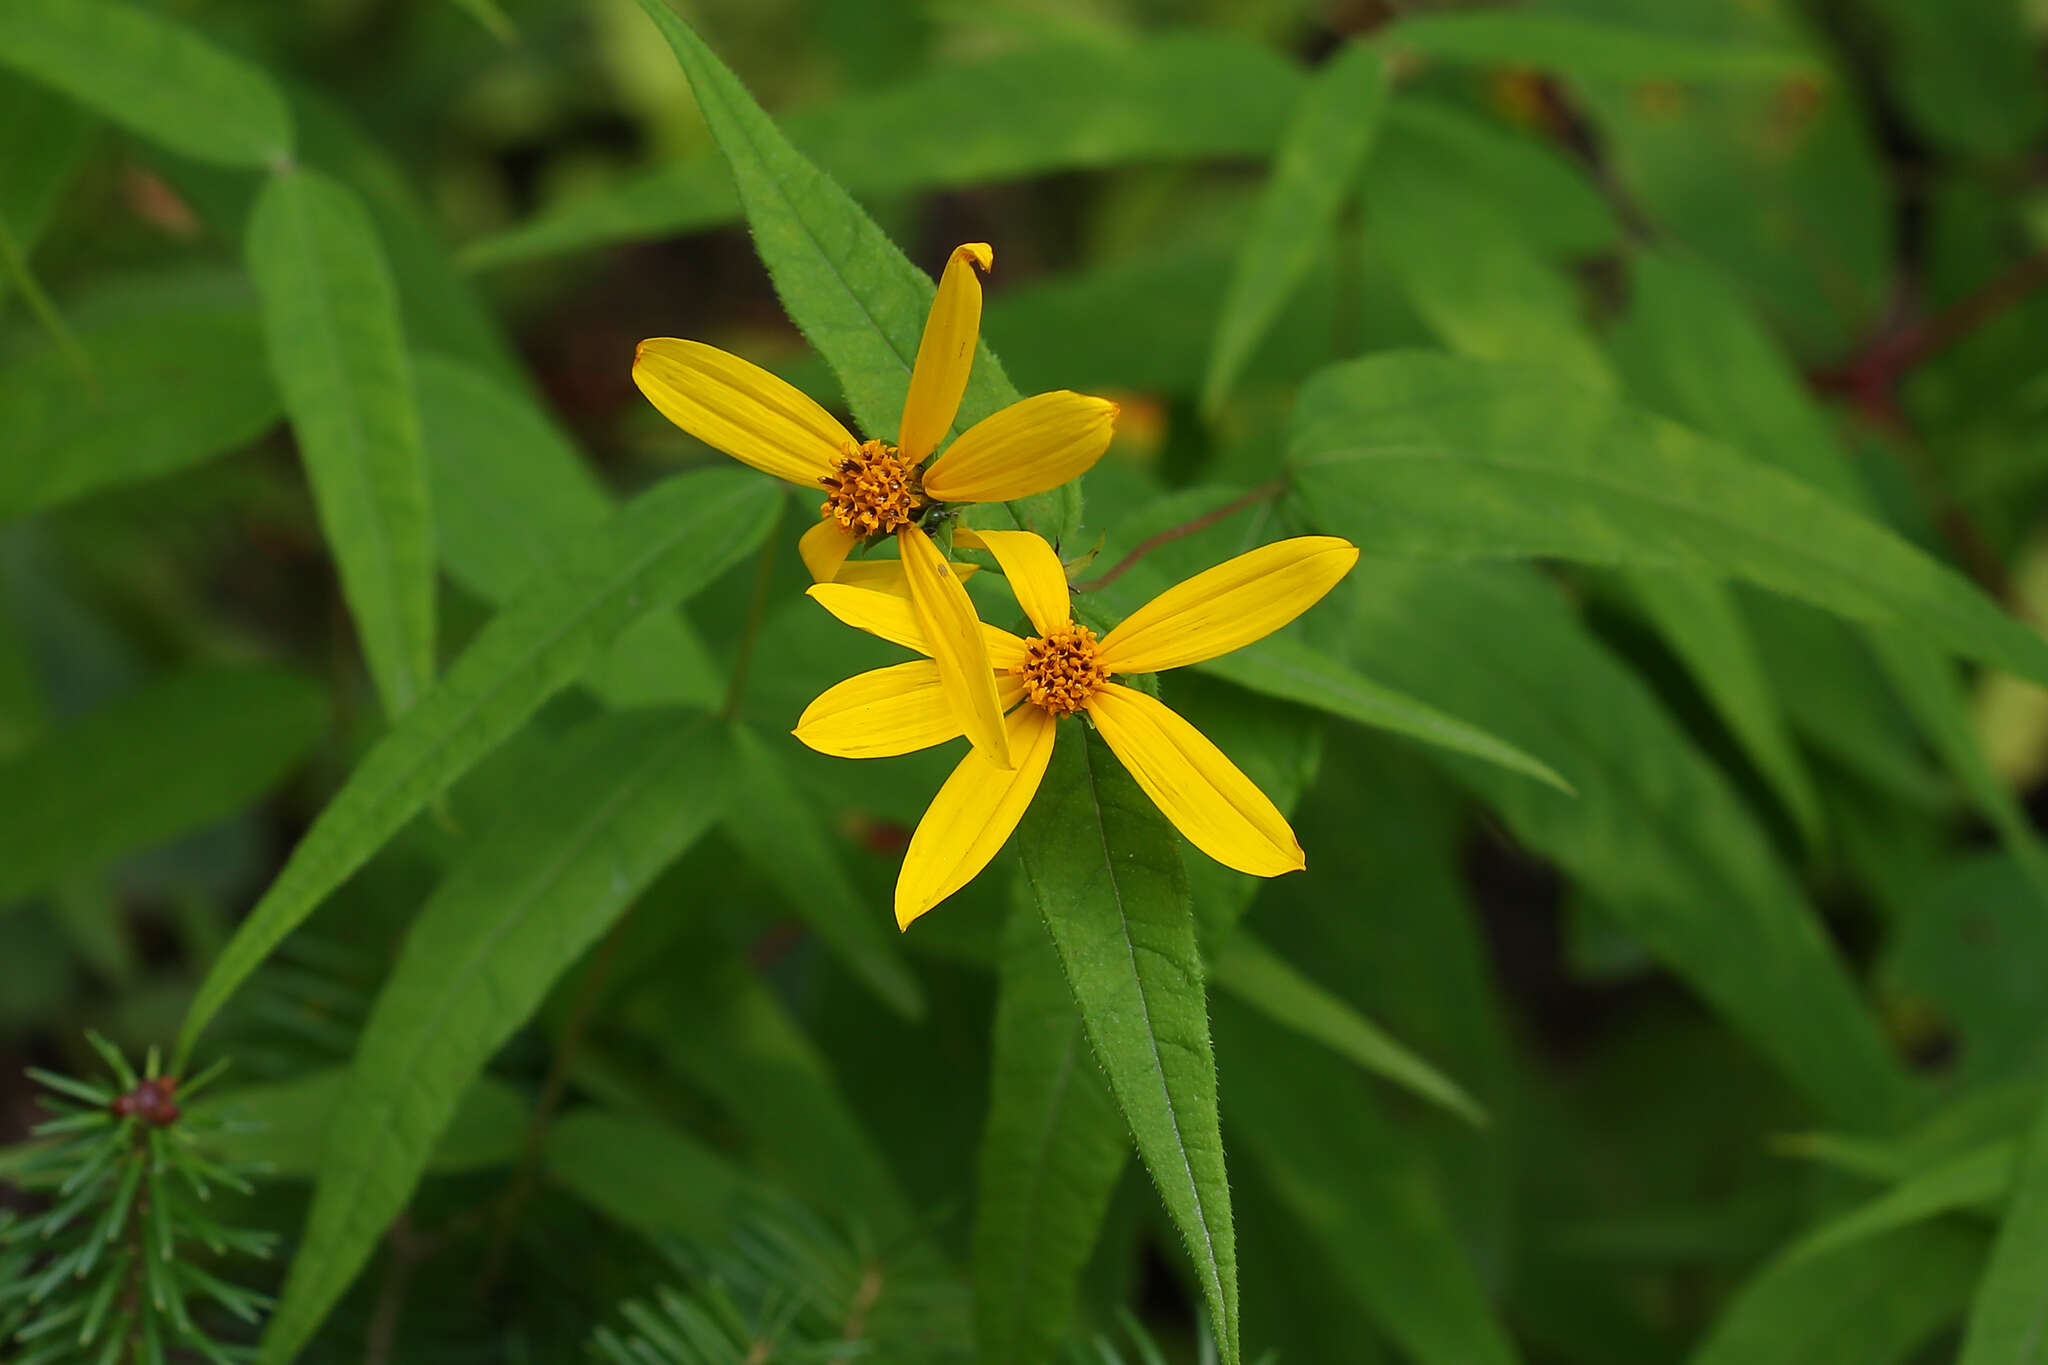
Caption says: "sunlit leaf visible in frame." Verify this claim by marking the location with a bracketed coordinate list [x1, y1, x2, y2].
[1958, 1083, 2048, 1365]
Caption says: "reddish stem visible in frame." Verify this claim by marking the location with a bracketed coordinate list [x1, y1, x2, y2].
[1073, 480, 1287, 595]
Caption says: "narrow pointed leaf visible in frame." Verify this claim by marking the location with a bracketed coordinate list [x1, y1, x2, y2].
[1210, 930, 1485, 1126]
[1202, 38, 1387, 413]
[178, 468, 777, 1058]
[1384, 10, 1816, 81]
[1292, 353, 2048, 691]
[249, 169, 435, 719]
[1789, 1143, 2013, 1265]
[1959, 1083, 2048, 1365]
[259, 711, 727, 1364]
[628, 0, 1078, 544]
[974, 899, 1130, 1365]
[1018, 723, 1238, 1364]
[0, 0, 293, 167]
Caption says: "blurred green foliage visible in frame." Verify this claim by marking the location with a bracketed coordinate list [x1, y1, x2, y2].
[5, 0, 2048, 1362]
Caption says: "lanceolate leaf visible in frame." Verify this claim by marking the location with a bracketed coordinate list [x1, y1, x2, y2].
[0, 667, 326, 907]
[177, 468, 778, 1060]
[1218, 1000, 1521, 1365]
[413, 349, 720, 710]
[1209, 929, 1485, 1126]
[248, 169, 436, 721]
[0, 0, 294, 167]
[1958, 1084, 2048, 1365]
[1291, 353, 2048, 691]
[974, 898, 1130, 1365]
[1202, 38, 1387, 414]
[0, 271, 279, 522]
[1329, 561, 1914, 1130]
[461, 33, 1304, 271]
[1018, 723, 1238, 1365]
[542, 1109, 755, 1242]
[629, 0, 1078, 544]
[260, 710, 727, 1364]
[1788, 1142, 2012, 1265]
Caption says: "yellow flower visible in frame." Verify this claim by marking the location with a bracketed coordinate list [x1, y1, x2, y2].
[793, 528, 1360, 928]
[632, 243, 1118, 774]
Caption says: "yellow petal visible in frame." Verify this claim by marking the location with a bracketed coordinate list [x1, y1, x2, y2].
[895, 704, 1059, 928]
[1096, 536, 1359, 675]
[899, 243, 992, 463]
[920, 390, 1117, 504]
[807, 582, 1026, 668]
[794, 660, 1026, 759]
[1086, 683, 1303, 877]
[901, 525, 1012, 769]
[830, 559, 976, 592]
[956, 528, 1070, 636]
[799, 517, 859, 582]
[633, 338, 854, 485]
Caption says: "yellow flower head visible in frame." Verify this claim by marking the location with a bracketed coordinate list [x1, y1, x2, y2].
[793, 528, 1360, 929]
[632, 243, 1119, 775]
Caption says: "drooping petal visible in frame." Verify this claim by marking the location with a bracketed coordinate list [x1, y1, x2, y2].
[920, 390, 1117, 504]
[895, 704, 1059, 928]
[899, 243, 992, 463]
[633, 338, 854, 485]
[794, 660, 1027, 759]
[808, 582, 1026, 667]
[830, 559, 976, 593]
[901, 524, 1012, 770]
[798, 517, 859, 582]
[1085, 682, 1303, 877]
[1096, 536, 1358, 675]
[956, 527, 1071, 636]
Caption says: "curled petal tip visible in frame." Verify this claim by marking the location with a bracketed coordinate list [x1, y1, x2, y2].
[956, 242, 993, 272]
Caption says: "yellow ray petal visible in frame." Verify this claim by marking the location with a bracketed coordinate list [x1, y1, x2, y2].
[633, 338, 854, 485]
[901, 524, 1012, 769]
[794, 660, 1027, 759]
[807, 582, 1026, 667]
[896, 704, 1059, 928]
[1086, 683, 1303, 877]
[956, 528, 1071, 636]
[899, 243, 992, 463]
[799, 517, 859, 582]
[920, 390, 1117, 504]
[1097, 536, 1359, 675]
[830, 559, 976, 592]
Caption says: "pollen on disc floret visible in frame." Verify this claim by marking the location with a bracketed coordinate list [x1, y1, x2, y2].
[821, 439, 925, 538]
[1018, 624, 1110, 717]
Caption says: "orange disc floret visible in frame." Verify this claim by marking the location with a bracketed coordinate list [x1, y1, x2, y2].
[820, 439, 925, 540]
[1017, 624, 1110, 717]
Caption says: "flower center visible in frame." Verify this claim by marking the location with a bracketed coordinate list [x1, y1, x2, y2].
[820, 439, 924, 539]
[1017, 624, 1110, 717]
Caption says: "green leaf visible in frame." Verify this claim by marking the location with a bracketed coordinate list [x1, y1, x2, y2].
[1292, 353, 2048, 692]
[248, 169, 436, 720]
[446, 0, 514, 42]
[543, 1109, 754, 1241]
[177, 467, 778, 1061]
[1383, 9, 1816, 81]
[1959, 1082, 2048, 1365]
[412, 349, 720, 710]
[628, 0, 1076, 544]
[1198, 637, 1571, 795]
[0, 72, 93, 252]
[461, 33, 1304, 271]
[723, 722, 924, 1019]
[259, 709, 728, 1364]
[1202, 38, 1387, 414]
[1854, 0, 2048, 160]
[1788, 1143, 2013, 1265]
[0, 0, 292, 167]
[0, 666, 325, 907]
[1374, 99, 1616, 258]
[1327, 561, 1913, 1129]
[0, 271, 279, 522]
[1209, 929, 1485, 1127]
[1218, 999, 1521, 1365]
[1018, 723, 1237, 1364]
[974, 898, 1129, 1365]
[201, 1068, 529, 1178]
[1691, 1225, 1986, 1365]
